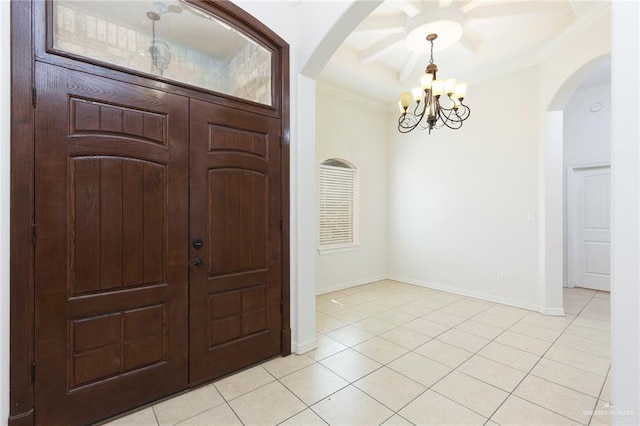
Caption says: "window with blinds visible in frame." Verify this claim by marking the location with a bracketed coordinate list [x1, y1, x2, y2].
[318, 159, 359, 251]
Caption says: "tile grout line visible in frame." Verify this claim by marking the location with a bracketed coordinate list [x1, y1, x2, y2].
[313, 289, 491, 423]
[484, 288, 601, 425]
[313, 285, 607, 425]
[108, 283, 609, 426]
[371, 296, 546, 422]
[587, 363, 613, 426]
[319, 288, 536, 420]
[349, 299, 500, 421]
[293, 284, 608, 426]
[400, 303, 532, 423]
[152, 405, 160, 426]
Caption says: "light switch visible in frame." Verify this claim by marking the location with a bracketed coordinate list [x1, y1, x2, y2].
[527, 211, 536, 221]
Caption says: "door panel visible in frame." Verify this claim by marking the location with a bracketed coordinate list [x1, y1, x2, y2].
[34, 63, 189, 425]
[189, 99, 282, 384]
[568, 165, 611, 291]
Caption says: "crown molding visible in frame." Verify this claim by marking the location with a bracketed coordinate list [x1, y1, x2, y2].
[435, 3, 611, 90]
[536, 1, 610, 61]
[319, 1, 611, 107]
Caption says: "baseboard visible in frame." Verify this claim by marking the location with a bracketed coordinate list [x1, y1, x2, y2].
[316, 275, 387, 295]
[291, 336, 318, 355]
[539, 307, 566, 316]
[387, 274, 540, 312]
[315, 274, 564, 316]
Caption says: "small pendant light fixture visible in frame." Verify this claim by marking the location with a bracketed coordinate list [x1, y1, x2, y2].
[146, 9, 173, 76]
[398, 34, 471, 134]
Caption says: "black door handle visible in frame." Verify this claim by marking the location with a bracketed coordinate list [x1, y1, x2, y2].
[192, 238, 204, 250]
[193, 257, 204, 267]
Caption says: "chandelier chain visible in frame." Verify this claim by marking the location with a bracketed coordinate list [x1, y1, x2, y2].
[429, 38, 434, 65]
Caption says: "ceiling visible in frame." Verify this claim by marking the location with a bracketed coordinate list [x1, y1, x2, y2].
[317, 0, 610, 104]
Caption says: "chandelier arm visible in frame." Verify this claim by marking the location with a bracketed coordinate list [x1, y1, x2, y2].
[437, 104, 456, 113]
[398, 113, 421, 133]
[439, 108, 462, 124]
[437, 110, 464, 130]
[457, 104, 471, 121]
[440, 118, 464, 130]
[437, 99, 471, 118]
[439, 105, 470, 124]
[454, 106, 471, 123]
[432, 119, 446, 130]
[441, 109, 463, 124]
[413, 97, 428, 117]
[399, 112, 419, 127]
[437, 99, 463, 114]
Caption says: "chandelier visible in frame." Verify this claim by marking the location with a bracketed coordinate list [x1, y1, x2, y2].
[147, 10, 173, 76]
[398, 34, 470, 134]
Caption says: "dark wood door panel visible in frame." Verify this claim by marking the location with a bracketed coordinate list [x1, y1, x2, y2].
[70, 157, 167, 295]
[207, 169, 268, 275]
[34, 62, 189, 425]
[69, 303, 167, 389]
[189, 99, 282, 384]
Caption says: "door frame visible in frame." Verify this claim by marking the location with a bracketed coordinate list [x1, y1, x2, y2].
[9, 1, 291, 425]
[566, 163, 611, 290]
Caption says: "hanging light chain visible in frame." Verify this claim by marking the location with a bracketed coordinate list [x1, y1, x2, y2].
[429, 37, 434, 65]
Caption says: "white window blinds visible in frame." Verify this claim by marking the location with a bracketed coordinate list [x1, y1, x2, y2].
[318, 163, 359, 249]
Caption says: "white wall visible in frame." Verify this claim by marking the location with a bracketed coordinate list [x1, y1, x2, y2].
[563, 83, 611, 285]
[1, 1, 10, 424]
[315, 85, 388, 293]
[563, 84, 612, 167]
[388, 65, 541, 309]
[610, 1, 640, 422]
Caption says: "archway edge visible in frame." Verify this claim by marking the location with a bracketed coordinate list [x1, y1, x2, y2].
[300, 0, 383, 78]
[282, 0, 384, 353]
[541, 45, 611, 314]
[547, 53, 611, 112]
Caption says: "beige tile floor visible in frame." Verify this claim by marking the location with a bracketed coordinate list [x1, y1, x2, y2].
[105, 280, 611, 426]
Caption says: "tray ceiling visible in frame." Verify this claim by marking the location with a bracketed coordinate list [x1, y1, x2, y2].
[318, 0, 610, 104]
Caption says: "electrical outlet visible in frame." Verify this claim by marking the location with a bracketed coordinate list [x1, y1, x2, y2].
[497, 273, 504, 282]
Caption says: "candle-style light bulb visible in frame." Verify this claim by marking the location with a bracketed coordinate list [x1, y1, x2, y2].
[421, 73, 434, 90]
[444, 78, 456, 95]
[432, 80, 444, 96]
[454, 82, 467, 100]
[411, 87, 423, 103]
[399, 92, 412, 108]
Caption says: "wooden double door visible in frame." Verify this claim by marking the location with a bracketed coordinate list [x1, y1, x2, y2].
[33, 63, 284, 425]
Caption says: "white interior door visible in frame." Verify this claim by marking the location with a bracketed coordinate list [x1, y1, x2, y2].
[568, 165, 611, 291]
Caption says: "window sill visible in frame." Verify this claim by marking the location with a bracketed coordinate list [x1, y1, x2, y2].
[318, 245, 360, 255]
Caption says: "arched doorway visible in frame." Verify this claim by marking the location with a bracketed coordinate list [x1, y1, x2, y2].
[541, 54, 610, 315]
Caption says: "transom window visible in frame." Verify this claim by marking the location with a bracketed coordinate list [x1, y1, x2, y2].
[318, 159, 359, 251]
[52, 0, 273, 105]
